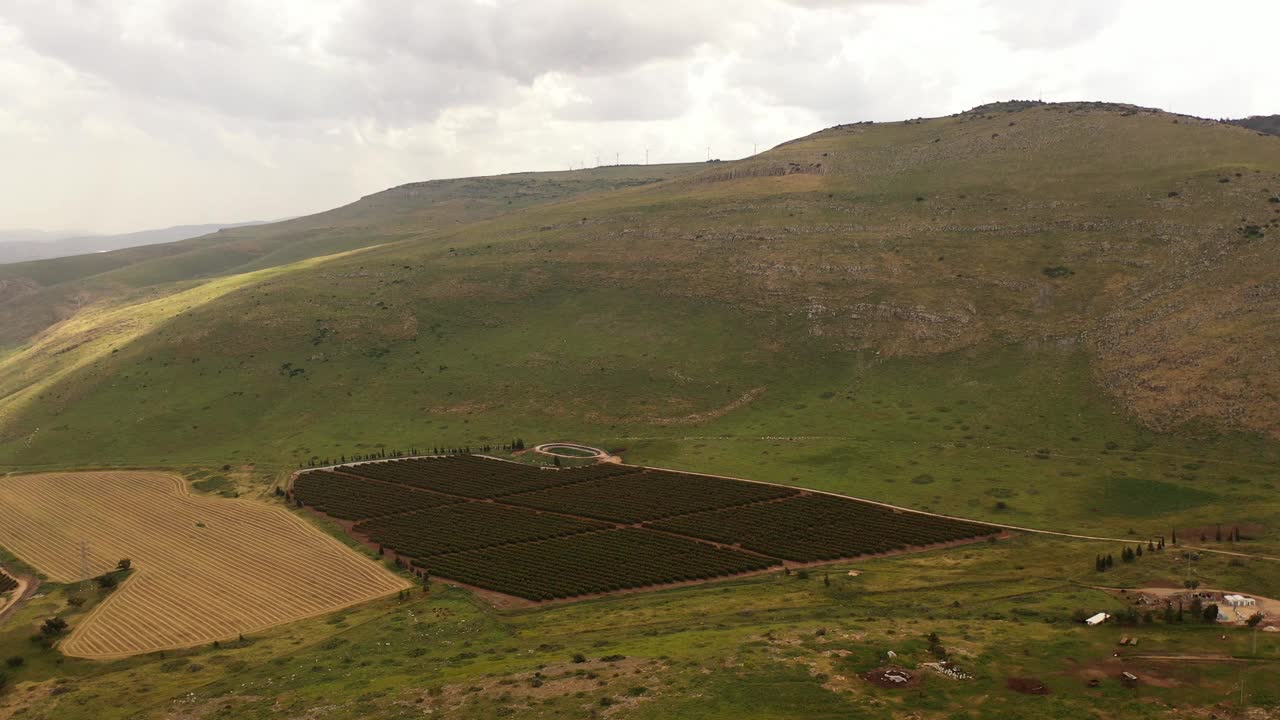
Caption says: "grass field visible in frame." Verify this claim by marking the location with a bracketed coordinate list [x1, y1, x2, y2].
[0, 472, 407, 657]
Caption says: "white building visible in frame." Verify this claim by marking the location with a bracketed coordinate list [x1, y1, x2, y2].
[1224, 594, 1257, 607]
[1085, 612, 1109, 626]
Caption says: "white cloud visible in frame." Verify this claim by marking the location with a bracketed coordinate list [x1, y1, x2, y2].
[0, 0, 1275, 233]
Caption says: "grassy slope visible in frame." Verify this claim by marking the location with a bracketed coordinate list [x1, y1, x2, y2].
[0, 163, 706, 347]
[1, 105, 1276, 538]
[0, 104, 1279, 717]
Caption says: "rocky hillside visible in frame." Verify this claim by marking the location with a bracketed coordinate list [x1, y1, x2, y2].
[1, 103, 1278, 467]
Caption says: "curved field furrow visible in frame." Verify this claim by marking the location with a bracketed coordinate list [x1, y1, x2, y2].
[0, 472, 408, 658]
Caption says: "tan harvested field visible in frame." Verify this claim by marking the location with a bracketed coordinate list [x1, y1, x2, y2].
[0, 472, 408, 658]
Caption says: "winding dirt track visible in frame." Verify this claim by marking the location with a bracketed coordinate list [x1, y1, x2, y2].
[0, 472, 408, 659]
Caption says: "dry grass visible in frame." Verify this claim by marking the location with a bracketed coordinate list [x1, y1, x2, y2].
[0, 472, 407, 658]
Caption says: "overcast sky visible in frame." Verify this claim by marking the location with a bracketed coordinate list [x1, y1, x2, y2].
[1, 0, 1277, 234]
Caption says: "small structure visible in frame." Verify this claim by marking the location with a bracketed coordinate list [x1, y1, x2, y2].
[1085, 612, 1109, 626]
[1223, 594, 1256, 607]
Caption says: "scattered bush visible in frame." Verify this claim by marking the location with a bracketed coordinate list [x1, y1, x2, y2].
[40, 618, 68, 637]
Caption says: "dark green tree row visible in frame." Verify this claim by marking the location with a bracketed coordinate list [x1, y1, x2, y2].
[298, 440, 527, 468]
[1094, 537, 1166, 572]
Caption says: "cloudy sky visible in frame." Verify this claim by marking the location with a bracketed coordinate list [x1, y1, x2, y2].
[1, 0, 1276, 234]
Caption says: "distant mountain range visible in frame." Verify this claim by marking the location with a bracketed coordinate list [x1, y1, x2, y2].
[0, 222, 266, 264]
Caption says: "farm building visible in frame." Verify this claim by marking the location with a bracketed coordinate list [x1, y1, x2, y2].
[1085, 612, 1109, 626]
[1223, 594, 1256, 607]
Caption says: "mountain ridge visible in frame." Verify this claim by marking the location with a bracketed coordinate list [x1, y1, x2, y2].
[0, 102, 1278, 471]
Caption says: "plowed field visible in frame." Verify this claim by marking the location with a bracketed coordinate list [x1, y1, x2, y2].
[0, 472, 407, 658]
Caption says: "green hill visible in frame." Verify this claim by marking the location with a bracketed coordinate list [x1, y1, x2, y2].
[2, 103, 1279, 541]
[0, 163, 705, 347]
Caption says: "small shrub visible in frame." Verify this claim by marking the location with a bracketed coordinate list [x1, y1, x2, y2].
[5, 656, 23, 668]
[40, 618, 68, 637]
[571, 653, 587, 664]
[1042, 266, 1073, 278]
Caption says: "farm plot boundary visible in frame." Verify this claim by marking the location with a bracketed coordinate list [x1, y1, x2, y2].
[0, 472, 409, 659]
[292, 456, 1000, 602]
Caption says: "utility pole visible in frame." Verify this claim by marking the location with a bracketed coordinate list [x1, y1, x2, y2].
[645, 148, 649, 165]
[595, 154, 600, 167]
[615, 152, 619, 166]
[706, 145, 711, 161]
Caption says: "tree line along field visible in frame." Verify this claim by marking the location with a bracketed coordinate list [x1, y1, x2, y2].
[291, 456, 999, 601]
[0, 472, 408, 658]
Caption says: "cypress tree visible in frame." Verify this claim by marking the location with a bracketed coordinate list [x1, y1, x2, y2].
[1215, 525, 1222, 542]
[1136, 544, 1143, 557]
